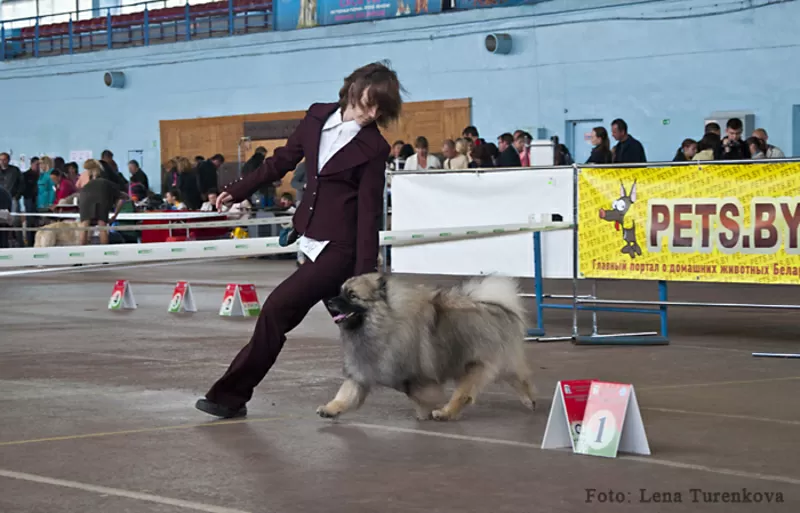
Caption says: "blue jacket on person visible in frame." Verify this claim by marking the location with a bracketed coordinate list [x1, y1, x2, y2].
[37, 170, 55, 210]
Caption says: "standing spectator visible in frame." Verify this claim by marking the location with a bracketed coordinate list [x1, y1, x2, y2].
[462, 126, 484, 145]
[65, 162, 80, 185]
[720, 118, 750, 160]
[746, 137, 767, 159]
[673, 138, 698, 161]
[752, 128, 785, 159]
[128, 160, 149, 192]
[693, 133, 719, 161]
[0, 184, 11, 248]
[21, 157, 40, 246]
[586, 127, 613, 164]
[291, 161, 307, 204]
[610, 119, 647, 163]
[162, 158, 179, 196]
[404, 136, 441, 170]
[197, 154, 225, 199]
[514, 132, 531, 166]
[704, 123, 724, 159]
[54, 157, 66, 176]
[496, 133, 521, 167]
[241, 147, 267, 177]
[99, 156, 128, 189]
[77, 167, 127, 246]
[51, 169, 77, 205]
[195, 156, 205, 166]
[0, 152, 23, 211]
[37, 156, 56, 210]
[177, 156, 202, 210]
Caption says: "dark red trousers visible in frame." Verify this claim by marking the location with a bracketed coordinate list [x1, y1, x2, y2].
[205, 245, 355, 409]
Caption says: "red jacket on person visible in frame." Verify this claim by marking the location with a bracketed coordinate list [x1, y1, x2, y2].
[222, 102, 390, 276]
[55, 178, 76, 204]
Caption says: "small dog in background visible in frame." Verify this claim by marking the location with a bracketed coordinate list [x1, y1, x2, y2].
[318, 273, 537, 421]
[34, 221, 82, 247]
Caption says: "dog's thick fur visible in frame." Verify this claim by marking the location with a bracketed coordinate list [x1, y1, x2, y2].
[34, 221, 81, 247]
[318, 274, 537, 421]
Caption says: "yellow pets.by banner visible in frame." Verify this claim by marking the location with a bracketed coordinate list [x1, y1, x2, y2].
[578, 162, 800, 284]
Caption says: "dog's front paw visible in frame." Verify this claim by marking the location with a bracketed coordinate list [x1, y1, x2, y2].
[414, 410, 433, 421]
[431, 408, 453, 421]
[316, 404, 340, 419]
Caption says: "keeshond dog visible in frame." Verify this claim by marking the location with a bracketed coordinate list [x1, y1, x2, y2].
[317, 273, 537, 421]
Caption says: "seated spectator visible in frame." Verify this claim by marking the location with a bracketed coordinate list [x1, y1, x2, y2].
[166, 189, 188, 211]
[746, 136, 767, 159]
[462, 126, 484, 146]
[442, 139, 469, 170]
[693, 133, 719, 161]
[51, 169, 77, 206]
[277, 192, 296, 213]
[587, 127, 613, 164]
[78, 167, 128, 245]
[469, 144, 495, 169]
[496, 133, 521, 167]
[201, 189, 219, 211]
[752, 128, 785, 159]
[721, 118, 750, 160]
[404, 136, 442, 170]
[386, 140, 406, 171]
[673, 138, 698, 162]
[552, 136, 574, 166]
[611, 119, 647, 163]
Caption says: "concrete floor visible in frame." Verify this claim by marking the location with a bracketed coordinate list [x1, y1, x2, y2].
[1, 259, 799, 512]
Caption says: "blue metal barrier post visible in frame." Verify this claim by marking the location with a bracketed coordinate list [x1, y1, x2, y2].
[185, 3, 191, 41]
[107, 10, 113, 49]
[659, 280, 669, 339]
[1, 23, 5, 61]
[144, 8, 150, 46]
[34, 21, 40, 58]
[68, 17, 74, 54]
[228, 0, 234, 35]
[526, 230, 546, 338]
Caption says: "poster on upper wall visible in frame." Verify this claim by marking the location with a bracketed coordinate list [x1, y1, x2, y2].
[275, 0, 441, 31]
[578, 162, 800, 285]
[454, 0, 538, 9]
[69, 150, 93, 167]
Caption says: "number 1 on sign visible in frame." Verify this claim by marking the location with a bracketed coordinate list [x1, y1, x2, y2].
[595, 416, 606, 444]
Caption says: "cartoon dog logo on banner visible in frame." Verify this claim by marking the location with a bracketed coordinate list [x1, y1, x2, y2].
[599, 181, 642, 259]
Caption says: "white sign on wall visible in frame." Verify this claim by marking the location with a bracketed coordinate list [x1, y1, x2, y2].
[69, 150, 93, 166]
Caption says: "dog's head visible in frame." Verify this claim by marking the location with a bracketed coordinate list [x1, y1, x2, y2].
[326, 273, 387, 330]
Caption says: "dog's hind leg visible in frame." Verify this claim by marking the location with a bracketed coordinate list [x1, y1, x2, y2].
[407, 383, 446, 420]
[505, 366, 537, 411]
[316, 379, 369, 419]
[432, 362, 497, 421]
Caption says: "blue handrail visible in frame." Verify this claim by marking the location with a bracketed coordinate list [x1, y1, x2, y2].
[1, 0, 273, 61]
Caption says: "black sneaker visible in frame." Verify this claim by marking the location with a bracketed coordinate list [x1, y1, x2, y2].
[195, 398, 247, 419]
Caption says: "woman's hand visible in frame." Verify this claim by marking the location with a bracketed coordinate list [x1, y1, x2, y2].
[216, 192, 233, 211]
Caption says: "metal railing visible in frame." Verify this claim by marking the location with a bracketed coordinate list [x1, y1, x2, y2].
[1, 0, 272, 60]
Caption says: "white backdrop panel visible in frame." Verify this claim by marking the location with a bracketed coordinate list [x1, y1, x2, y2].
[390, 168, 574, 278]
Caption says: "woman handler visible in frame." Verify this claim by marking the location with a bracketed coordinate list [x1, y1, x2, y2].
[196, 62, 403, 418]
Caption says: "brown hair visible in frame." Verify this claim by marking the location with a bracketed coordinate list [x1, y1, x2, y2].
[40, 156, 54, 171]
[592, 126, 610, 153]
[176, 156, 193, 174]
[338, 61, 403, 128]
[83, 159, 103, 179]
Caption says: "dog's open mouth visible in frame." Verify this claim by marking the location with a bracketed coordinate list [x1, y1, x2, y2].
[333, 312, 356, 324]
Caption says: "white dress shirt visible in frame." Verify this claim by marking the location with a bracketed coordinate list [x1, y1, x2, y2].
[403, 152, 442, 171]
[298, 108, 362, 262]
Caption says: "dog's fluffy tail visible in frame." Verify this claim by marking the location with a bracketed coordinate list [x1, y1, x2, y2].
[462, 275, 525, 321]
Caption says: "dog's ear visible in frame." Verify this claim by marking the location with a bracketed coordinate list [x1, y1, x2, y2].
[377, 275, 388, 300]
